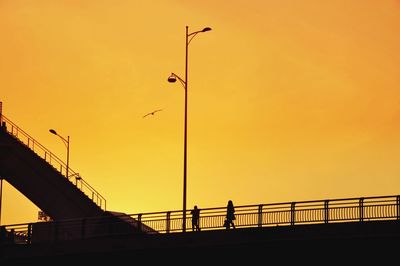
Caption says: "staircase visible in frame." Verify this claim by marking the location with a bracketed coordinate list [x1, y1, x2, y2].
[0, 115, 106, 220]
[0, 113, 157, 239]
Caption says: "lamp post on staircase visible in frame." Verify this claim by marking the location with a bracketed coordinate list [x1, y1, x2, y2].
[49, 129, 70, 179]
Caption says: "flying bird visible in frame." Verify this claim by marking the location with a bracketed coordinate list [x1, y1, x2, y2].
[143, 109, 163, 118]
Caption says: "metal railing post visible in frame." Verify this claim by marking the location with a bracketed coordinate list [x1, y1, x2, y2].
[359, 197, 364, 222]
[138, 214, 142, 232]
[324, 200, 329, 224]
[290, 202, 296, 225]
[166, 212, 171, 233]
[258, 204, 263, 227]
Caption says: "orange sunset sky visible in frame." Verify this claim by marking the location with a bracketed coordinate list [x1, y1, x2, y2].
[1, 0, 400, 225]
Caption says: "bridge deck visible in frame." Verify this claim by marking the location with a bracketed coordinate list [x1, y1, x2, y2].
[1, 219, 399, 263]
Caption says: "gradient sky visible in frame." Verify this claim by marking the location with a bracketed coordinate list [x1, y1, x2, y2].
[1, 0, 400, 225]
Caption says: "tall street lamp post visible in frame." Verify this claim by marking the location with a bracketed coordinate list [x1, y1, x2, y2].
[168, 26, 211, 232]
[49, 129, 70, 179]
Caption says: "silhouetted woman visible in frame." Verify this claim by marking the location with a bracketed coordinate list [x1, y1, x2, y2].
[225, 200, 236, 229]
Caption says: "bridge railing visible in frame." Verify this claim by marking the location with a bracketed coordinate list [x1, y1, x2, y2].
[1, 194, 399, 244]
[136, 195, 400, 232]
[0, 115, 106, 211]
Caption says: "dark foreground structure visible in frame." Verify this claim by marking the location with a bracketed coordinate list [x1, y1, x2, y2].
[2, 219, 400, 263]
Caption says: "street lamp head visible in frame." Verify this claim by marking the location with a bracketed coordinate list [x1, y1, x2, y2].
[168, 75, 177, 83]
[202, 27, 212, 32]
[49, 129, 57, 135]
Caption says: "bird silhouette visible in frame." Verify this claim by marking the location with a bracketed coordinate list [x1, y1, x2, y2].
[143, 109, 163, 118]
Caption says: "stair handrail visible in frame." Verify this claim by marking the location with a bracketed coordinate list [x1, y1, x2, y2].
[0, 114, 106, 211]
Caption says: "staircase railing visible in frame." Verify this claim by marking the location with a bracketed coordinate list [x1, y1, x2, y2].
[0, 114, 106, 211]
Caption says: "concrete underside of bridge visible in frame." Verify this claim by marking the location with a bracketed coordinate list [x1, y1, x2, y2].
[1, 220, 400, 263]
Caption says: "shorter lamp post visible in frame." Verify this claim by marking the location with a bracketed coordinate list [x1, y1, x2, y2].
[49, 129, 70, 178]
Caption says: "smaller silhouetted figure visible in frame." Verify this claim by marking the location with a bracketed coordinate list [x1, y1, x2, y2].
[191, 205, 201, 232]
[225, 200, 236, 229]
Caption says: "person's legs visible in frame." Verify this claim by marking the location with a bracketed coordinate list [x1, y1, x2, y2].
[224, 220, 229, 229]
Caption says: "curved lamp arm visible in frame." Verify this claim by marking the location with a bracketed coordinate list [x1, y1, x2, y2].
[49, 129, 69, 148]
[167, 72, 186, 88]
[187, 27, 212, 45]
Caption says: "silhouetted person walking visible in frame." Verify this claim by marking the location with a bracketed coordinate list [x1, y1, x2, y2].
[191, 205, 201, 231]
[225, 200, 236, 229]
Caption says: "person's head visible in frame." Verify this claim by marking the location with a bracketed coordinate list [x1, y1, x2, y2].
[194, 205, 198, 209]
[228, 200, 233, 205]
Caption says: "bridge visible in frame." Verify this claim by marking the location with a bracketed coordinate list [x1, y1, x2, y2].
[1, 196, 400, 263]
[1, 109, 400, 263]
